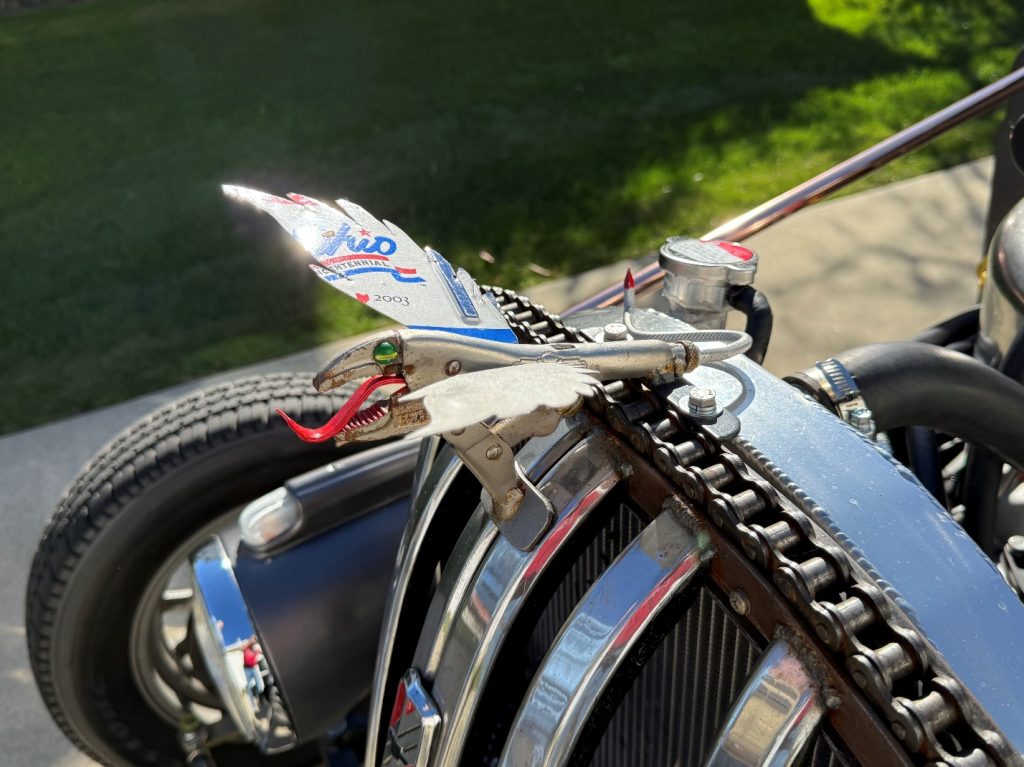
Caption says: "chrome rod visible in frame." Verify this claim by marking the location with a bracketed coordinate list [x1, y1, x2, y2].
[499, 507, 708, 767]
[703, 640, 824, 767]
[366, 419, 590, 767]
[566, 64, 1024, 315]
[412, 415, 590, 677]
[363, 449, 464, 767]
[428, 436, 622, 766]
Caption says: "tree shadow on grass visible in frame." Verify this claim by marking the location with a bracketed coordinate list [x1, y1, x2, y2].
[2, 0, 1022, 431]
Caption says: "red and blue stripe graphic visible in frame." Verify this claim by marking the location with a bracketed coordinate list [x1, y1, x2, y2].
[408, 324, 518, 342]
[320, 254, 424, 283]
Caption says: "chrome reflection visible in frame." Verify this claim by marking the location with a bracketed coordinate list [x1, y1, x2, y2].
[703, 640, 824, 767]
[380, 669, 441, 767]
[414, 415, 592, 680]
[189, 537, 296, 752]
[364, 446, 464, 767]
[366, 417, 588, 767]
[428, 434, 621, 766]
[500, 506, 708, 767]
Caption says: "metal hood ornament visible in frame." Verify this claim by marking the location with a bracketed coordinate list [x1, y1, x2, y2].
[222, 185, 517, 343]
[226, 187, 751, 548]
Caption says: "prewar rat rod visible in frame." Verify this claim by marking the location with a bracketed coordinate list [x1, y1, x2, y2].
[25, 55, 1024, 767]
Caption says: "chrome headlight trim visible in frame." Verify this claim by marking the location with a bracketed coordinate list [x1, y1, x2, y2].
[365, 415, 590, 767]
[189, 536, 296, 752]
[500, 504, 708, 767]
[424, 434, 622, 766]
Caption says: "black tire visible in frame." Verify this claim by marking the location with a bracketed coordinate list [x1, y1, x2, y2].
[26, 373, 365, 767]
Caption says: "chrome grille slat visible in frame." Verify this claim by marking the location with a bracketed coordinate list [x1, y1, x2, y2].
[452, 504, 646, 765]
[426, 436, 622, 766]
[367, 418, 589, 767]
[704, 640, 825, 767]
[526, 504, 646, 667]
[500, 507, 708, 767]
[364, 447, 464, 767]
[414, 507, 497, 676]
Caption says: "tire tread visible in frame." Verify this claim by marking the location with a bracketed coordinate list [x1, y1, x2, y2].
[25, 373, 352, 766]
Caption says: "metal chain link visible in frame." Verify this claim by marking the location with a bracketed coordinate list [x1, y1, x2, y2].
[487, 285, 1011, 767]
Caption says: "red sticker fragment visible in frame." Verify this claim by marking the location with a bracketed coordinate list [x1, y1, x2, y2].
[712, 241, 754, 261]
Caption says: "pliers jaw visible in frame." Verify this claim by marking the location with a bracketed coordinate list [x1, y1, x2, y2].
[276, 331, 418, 444]
[312, 330, 405, 393]
[332, 396, 430, 444]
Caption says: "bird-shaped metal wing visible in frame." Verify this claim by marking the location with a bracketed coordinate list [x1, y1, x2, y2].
[400, 363, 599, 438]
[222, 185, 517, 343]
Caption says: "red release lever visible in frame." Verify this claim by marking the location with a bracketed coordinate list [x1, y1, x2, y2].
[277, 375, 406, 443]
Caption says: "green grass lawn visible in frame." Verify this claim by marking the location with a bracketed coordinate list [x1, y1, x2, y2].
[3, 0, 1023, 434]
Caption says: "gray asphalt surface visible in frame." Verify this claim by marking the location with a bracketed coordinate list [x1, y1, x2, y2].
[0, 158, 992, 766]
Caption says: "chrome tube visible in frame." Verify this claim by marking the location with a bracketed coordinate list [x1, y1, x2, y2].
[364, 448, 464, 767]
[499, 507, 708, 767]
[427, 436, 622, 766]
[365, 418, 589, 767]
[703, 640, 824, 767]
[566, 65, 1024, 314]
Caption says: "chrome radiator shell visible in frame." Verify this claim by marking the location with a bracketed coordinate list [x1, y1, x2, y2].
[366, 308, 1024, 765]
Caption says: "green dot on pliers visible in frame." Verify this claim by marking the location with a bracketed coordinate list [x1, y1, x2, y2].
[373, 341, 399, 365]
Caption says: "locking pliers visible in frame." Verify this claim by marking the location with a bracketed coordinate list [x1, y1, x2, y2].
[278, 329, 700, 549]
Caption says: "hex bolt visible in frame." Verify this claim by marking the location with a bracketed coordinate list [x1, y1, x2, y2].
[687, 387, 718, 420]
[603, 322, 628, 341]
[485, 445, 503, 460]
[728, 589, 750, 616]
[444, 359, 462, 376]
[848, 407, 876, 438]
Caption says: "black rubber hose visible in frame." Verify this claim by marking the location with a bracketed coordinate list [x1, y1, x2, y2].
[911, 306, 980, 346]
[900, 311, 977, 507]
[833, 342, 1024, 470]
[946, 336, 977, 355]
[727, 285, 773, 364]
